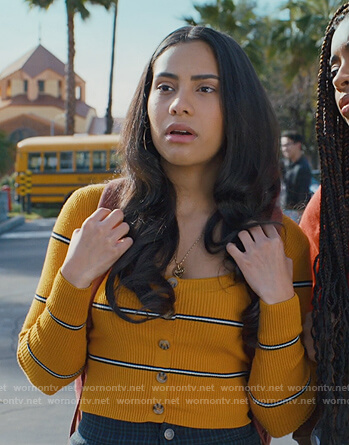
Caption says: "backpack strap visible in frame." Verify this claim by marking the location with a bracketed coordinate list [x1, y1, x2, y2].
[98, 178, 123, 210]
[69, 180, 122, 438]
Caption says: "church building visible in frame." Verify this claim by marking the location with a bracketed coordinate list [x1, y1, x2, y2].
[0, 44, 96, 142]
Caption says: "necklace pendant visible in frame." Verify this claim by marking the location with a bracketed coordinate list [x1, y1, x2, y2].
[173, 264, 185, 278]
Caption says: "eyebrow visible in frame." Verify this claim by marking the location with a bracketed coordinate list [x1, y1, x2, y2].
[330, 55, 339, 66]
[155, 72, 220, 81]
[330, 41, 349, 65]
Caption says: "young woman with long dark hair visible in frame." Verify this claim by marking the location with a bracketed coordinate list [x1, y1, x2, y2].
[18, 26, 315, 444]
[300, 3, 349, 443]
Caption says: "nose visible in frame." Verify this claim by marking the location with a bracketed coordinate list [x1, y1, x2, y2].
[169, 92, 194, 116]
[333, 63, 349, 91]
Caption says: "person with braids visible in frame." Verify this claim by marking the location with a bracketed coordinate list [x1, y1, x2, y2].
[300, 3, 349, 444]
[18, 26, 315, 444]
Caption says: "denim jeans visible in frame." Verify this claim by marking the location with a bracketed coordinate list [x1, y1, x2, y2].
[70, 412, 261, 445]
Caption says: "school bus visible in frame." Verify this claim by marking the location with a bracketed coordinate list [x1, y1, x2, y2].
[15, 134, 123, 207]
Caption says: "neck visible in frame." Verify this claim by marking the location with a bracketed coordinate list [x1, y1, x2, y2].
[162, 161, 220, 217]
[290, 151, 302, 163]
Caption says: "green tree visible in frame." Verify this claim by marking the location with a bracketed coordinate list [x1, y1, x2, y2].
[24, 0, 118, 135]
[183, 0, 269, 75]
[184, 0, 346, 163]
[0, 131, 15, 177]
[271, 0, 344, 82]
[269, 0, 345, 157]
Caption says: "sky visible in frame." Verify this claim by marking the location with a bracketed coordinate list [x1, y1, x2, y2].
[1, 0, 278, 118]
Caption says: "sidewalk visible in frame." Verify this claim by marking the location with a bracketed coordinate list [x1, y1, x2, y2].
[0, 216, 25, 235]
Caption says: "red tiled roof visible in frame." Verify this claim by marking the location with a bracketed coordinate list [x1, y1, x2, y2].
[0, 94, 94, 118]
[0, 45, 83, 81]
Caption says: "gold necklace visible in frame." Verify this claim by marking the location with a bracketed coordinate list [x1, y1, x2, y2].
[172, 233, 203, 278]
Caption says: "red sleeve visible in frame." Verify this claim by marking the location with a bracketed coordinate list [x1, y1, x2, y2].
[299, 186, 321, 282]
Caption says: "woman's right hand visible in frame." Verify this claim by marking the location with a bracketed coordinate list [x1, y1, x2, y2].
[61, 207, 133, 288]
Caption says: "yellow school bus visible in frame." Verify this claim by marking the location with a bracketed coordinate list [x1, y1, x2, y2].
[15, 134, 123, 207]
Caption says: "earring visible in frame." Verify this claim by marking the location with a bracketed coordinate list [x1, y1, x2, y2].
[143, 129, 148, 151]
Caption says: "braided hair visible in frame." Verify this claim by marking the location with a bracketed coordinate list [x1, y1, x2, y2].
[314, 3, 349, 442]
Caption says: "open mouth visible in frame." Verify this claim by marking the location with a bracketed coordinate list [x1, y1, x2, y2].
[339, 94, 349, 116]
[170, 130, 193, 135]
[165, 124, 197, 142]
[340, 102, 349, 118]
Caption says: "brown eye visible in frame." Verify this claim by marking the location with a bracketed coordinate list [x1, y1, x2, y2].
[199, 86, 215, 93]
[157, 84, 174, 92]
[330, 68, 339, 79]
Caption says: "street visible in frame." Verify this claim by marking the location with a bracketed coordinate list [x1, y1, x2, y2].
[0, 218, 295, 445]
[0, 218, 76, 445]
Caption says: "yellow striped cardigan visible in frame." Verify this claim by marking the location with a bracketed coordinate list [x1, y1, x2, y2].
[17, 184, 316, 437]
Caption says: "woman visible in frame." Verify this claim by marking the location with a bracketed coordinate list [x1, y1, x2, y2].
[300, 3, 349, 443]
[18, 26, 315, 444]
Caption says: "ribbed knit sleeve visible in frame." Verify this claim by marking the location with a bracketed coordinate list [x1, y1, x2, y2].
[17, 184, 104, 394]
[247, 215, 316, 437]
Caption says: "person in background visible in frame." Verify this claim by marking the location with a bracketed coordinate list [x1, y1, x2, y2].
[18, 25, 315, 444]
[281, 131, 312, 213]
[300, 3, 349, 444]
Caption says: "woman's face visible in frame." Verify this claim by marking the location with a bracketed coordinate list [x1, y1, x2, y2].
[147, 41, 224, 171]
[331, 15, 349, 126]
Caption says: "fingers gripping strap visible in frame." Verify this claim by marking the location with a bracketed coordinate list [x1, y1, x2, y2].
[70, 180, 121, 437]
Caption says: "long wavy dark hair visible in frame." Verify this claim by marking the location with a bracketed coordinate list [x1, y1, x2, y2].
[105, 26, 281, 356]
[313, 3, 349, 442]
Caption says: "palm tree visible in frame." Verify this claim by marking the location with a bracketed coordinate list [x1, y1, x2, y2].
[183, 0, 269, 75]
[268, 0, 345, 155]
[270, 0, 343, 82]
[105, 0, 118, 134]
[24, 0, 118, 135]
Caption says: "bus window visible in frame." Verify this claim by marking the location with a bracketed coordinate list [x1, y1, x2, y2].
[76, 151, 90, 171]
[93, 151, 106, 171]
[15, 134, 122, 207]
[28, 153, 41, 172]
[44, 152, 57, 171]
[60, 151, 73, 172]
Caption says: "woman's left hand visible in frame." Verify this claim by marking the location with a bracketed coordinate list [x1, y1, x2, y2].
[226, 224, 294, 305]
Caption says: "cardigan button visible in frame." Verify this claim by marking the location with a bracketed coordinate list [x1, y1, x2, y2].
[156, 372, 168, 383]
[164, 428, 175, 440]
[153, 403, 164, 415]
[159, 340, 170, 350]
[167, 277, 178, 288]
